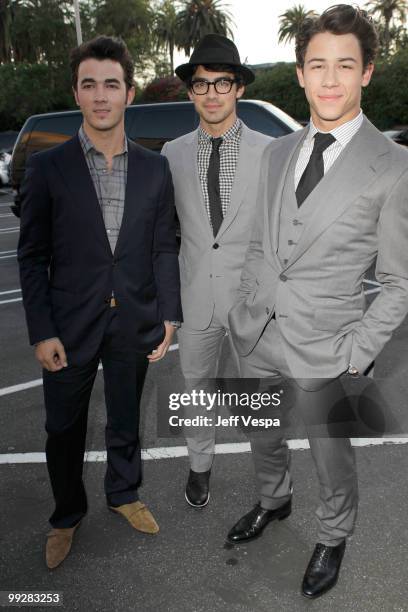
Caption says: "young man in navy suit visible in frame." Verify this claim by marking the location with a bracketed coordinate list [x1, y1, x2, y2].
[18, 36, 181, 569]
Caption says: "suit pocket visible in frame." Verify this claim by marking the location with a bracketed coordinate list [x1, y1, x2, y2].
[312, 308, 362, 332]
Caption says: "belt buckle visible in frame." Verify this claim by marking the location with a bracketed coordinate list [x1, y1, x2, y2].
[110, 297, 116, 308]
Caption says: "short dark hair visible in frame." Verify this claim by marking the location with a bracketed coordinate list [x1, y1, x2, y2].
[70, 35, 134, 90]
[296, 4, 379, 69]
[189, 63, 244, 87]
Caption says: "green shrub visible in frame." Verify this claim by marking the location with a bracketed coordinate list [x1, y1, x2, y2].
[245, 63, 309, 122]
[0, 62, 75, 131]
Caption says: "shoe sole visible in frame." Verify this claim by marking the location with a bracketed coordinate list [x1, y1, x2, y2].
[184, 491, 210, 508]
[301, 574, 339, 599]
[226, 509, 291, 545]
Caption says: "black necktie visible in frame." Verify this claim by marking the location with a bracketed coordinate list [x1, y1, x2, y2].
[296, 132, 336, 207]
[207, 137, 223, 236]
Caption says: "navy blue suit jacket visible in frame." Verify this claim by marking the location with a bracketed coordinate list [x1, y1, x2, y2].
[18, 134, 182, 365]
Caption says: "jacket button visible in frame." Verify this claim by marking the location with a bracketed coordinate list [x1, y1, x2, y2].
[212, 243, 219, 249]
[266, 307, 270, 314]
[280, 273, 288, 282]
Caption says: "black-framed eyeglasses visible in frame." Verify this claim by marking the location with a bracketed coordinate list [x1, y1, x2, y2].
[190, 78, 237, 95]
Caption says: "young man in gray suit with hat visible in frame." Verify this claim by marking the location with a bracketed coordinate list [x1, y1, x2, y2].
[226, 5, 408, 599]
[162, 34, 272, 508]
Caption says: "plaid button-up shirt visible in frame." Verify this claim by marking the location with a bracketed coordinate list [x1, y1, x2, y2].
[197, 118, 242, 227]
[78, 125, 128, 253]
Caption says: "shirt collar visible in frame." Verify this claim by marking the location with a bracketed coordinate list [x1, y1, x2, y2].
[306, 110, 363, 147]
[198, 118, 242, 144]
[78, 124, 128, 155]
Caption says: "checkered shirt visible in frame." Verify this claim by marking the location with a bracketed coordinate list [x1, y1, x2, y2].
[78, 125, 128, 253]
[197, 118, 242, 225]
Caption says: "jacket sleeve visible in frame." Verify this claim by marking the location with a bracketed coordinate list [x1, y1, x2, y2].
[152, 155, 182, 322]
[236, 148, 267, 299]
[17, 154, 58, 345]
[350, 167, 408, 372]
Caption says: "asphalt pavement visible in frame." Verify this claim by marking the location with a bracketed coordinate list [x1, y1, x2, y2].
[1, 187, 408, 612]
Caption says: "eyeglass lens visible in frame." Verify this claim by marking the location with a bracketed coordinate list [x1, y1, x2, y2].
[191, 78, 235, 94]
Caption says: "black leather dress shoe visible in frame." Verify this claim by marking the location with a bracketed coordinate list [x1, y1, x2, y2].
[185, 469, 211, 507]
[227, 500, 291, 543]
[302, 540, 346, 599]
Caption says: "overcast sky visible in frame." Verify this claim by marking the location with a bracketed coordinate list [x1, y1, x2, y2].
[174, 0, 366, 66]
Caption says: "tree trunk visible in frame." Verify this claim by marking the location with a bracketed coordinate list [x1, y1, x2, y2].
[170, 39, 174, 75]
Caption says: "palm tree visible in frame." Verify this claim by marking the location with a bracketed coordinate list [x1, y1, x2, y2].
[0, 0, 12, 62]
[366, 0, 407, 57]
[154, 0, 180, 75]
[278, 4, 317, 45]
[176, 0, 234, 56]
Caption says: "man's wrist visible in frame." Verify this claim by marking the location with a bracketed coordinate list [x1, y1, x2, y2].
[35, 337, 59, 347]
[164, 320, 181, 329]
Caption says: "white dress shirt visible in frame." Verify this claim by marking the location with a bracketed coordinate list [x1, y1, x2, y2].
[295, 110, 364, 189]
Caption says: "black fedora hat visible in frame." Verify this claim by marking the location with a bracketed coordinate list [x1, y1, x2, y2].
[175, 34, 255, 85]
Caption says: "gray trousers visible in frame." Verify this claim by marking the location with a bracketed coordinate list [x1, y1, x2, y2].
[178, 306, 240, 473]
[240, 319, 358, 547]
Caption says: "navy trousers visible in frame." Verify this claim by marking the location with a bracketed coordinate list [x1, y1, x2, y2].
[43, 310, 149, 528]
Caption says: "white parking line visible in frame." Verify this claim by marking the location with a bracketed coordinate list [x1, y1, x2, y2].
[0, 346, 180, 397]
[0, 250, 17, 256]
[0, 288, 20, 295]
[0, 213, 13, 218]
[0, 227, 19, 234]
[0, 376, 43, 396]
[0, 297, 22, 304]
[0, 254, 17, 260]
[1, 437, 408, 464]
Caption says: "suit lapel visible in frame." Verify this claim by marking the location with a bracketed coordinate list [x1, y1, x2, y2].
[284, 118, 391, 269]
[182, 131, 214, 240]
[114, 140, 146, 255]
[52, 135, 112, 254]
[217, 125, 256, 238]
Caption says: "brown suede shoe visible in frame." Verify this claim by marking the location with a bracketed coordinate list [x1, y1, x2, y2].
[45, 522, 81, 569]
[109, 501, 159, 534]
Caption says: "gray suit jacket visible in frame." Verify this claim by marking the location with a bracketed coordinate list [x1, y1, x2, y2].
[229, 117, 408, 378]
[162, 123, 272, 330]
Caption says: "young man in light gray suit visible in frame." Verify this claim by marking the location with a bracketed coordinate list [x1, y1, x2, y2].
[162, 35, 272, 507]
[226, 5, 408, 599]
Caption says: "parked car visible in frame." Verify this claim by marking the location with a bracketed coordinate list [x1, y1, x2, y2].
[382, 128, 408, 147]
[0, 151, 11, 186]
[10, 100, 301, 217]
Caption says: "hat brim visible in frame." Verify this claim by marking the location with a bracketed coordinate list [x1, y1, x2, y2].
[175, 62, 255, 85]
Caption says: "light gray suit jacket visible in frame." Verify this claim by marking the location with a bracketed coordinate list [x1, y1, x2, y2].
[229, 117, 408, 378]
[162, 123, 272, 330]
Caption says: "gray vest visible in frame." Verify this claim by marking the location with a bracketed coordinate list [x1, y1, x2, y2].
[277, 145, 320, 265]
